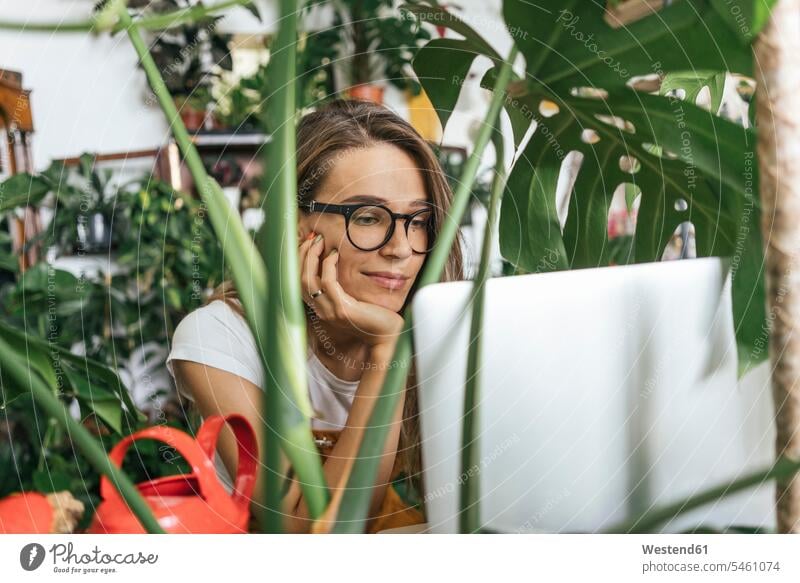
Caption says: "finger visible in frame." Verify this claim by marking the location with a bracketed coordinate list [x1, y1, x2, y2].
[297, 236, 316, 300]
[305, 238, 337, 317]
[298, 233, 319, 272]
[320, 248, 355, 317]
[304, 234, 326, 295]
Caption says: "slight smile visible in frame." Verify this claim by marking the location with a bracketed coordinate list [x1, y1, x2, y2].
[364, 271, 409, 290]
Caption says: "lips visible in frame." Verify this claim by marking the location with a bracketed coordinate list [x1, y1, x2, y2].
[364, 271, 408, 291]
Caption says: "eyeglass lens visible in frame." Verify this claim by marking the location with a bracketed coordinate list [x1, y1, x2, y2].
[349, 205, 432, 253]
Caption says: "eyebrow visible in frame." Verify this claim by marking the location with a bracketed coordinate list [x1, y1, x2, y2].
[340, 194, 430, 208]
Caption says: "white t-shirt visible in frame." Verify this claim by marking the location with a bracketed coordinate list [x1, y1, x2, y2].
[165, 299, 360, 491]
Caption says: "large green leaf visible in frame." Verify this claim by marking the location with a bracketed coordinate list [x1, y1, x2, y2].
[709, 0, 778, 43]
[500, 88, 745, 266]
[408, 3, 531, 149]
[504, 0, 751, 94]
[0, 320, 142, 421]
[413, 38, 481, 136]
[500, 119, 569, 273]
[498, 85, 764, 370]
[403, 1, 500, 61]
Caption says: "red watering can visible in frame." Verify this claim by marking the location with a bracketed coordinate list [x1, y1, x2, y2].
[89, 414, 257, 534]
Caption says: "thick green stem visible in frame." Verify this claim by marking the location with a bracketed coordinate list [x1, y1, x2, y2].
[257, 0, 330, 531]
[117, 5, 328, 527]
[605, 456, 800, 533]
[0, 336, 165, 533]
[331, 45, 519, 533]
[0, 0, 253, 33]
[459, 130, 506, 533]
[119, 8, 269, 381]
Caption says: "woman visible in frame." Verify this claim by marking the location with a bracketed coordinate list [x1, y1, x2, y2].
[167, 98, 464, 533]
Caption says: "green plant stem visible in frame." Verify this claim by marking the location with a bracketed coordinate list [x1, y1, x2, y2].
[459, 130, 506, 534]
[331, 45, 519, 533]
[0, 335, 165, 533]
[256, 0, 330, 531]
[123, 0, 253, 32]
[117, 8, 269, 376]
[118, 5, 328, 527]
[605, 456, 800, 533]
[0, 0, 253, 33]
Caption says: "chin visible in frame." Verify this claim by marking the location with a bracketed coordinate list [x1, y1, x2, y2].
[351, 288, 402, 311]
[366, 293, 405, 312]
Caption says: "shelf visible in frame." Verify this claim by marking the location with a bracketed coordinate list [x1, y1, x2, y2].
[189, 132, 272, 147]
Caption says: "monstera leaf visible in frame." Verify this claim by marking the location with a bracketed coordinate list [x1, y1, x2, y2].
[504, 0, 752, 91]
[409, 0, 766, 373]
[501, 88, 752, 266]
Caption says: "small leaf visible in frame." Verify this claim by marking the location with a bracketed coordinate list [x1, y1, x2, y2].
[32, 469, 72, 493]
[660, 71, 727, 114]
[0, 173, 51, 211]
[64, 366, 123, 435]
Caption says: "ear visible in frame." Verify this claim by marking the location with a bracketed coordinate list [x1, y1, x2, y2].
[297, 218, 314, 243]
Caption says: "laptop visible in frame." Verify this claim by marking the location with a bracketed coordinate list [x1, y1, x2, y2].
[411, 257, 776, 533]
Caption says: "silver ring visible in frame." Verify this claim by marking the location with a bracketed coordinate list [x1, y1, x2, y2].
[310, 289, 324, 299]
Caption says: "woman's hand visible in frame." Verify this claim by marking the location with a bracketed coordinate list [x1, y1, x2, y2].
[298, 232, 404, 347]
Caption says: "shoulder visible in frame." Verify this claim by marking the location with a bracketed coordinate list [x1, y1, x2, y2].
[167, 300, 263, 388]
[173, 299, 250, 341]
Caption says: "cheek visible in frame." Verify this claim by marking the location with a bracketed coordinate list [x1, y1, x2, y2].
[334, 254, 364, 296]
[410, 256, 426, 277]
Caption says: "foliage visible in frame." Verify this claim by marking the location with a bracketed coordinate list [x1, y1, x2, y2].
[0, 313, 179, 529]
[1, 0, 794, 535]
[306, 0, 432, 93]
[124, 0, 235, 98]
[0, 160, 224, 367]
[410, 0, 766, 375]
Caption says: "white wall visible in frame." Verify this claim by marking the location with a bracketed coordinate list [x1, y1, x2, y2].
[0, 0, 169, 170]
[0, 0, 515, 170]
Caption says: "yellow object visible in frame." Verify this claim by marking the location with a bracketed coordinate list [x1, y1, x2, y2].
[407, 88, 443, 142]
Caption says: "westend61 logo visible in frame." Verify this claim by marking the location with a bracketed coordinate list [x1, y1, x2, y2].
[19, 542, 158, 575]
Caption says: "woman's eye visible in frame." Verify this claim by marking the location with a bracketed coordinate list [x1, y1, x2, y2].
[353, 215, 380, 226]
[410, 219, 430, 229]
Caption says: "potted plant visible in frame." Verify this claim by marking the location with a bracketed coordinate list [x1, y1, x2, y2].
[126, 0, 234, 129]
[314, 0, 431, 103]
[3, 0, 799, 536]
[0, 154, 126, 256]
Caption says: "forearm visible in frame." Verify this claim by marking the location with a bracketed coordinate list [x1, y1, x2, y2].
[283, 341, 406, 532]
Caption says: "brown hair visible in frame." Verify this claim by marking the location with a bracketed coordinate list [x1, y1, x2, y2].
[206, 98, 464, 496]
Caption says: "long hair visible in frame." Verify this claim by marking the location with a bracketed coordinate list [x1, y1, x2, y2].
[206, 98, 464, 496]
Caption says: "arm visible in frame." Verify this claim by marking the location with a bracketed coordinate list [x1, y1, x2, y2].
[171, 341, 406, 533]
[170, 359, 288, 512]
[282, 340, 406, 533]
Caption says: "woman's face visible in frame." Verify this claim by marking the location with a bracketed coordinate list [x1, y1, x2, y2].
[298, 143, 429, 313]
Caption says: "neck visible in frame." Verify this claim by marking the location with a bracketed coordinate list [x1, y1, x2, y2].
[305, 306, 368, 382]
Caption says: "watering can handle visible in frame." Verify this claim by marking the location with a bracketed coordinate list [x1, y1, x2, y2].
[195, 414, 258, 510]
[99, 415, 255, 513]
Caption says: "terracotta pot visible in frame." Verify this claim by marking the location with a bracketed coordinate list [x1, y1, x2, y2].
[178, 107, 206, 132]
[0, 492, 52, 533]
[347, 84, 385, 104]
[174, 96, 215, 132]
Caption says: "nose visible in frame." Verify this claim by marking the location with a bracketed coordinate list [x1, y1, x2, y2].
[379, 219, 414, 259]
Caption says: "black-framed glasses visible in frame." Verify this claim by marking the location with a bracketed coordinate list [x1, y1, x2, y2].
[299, 200, 434, 254]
